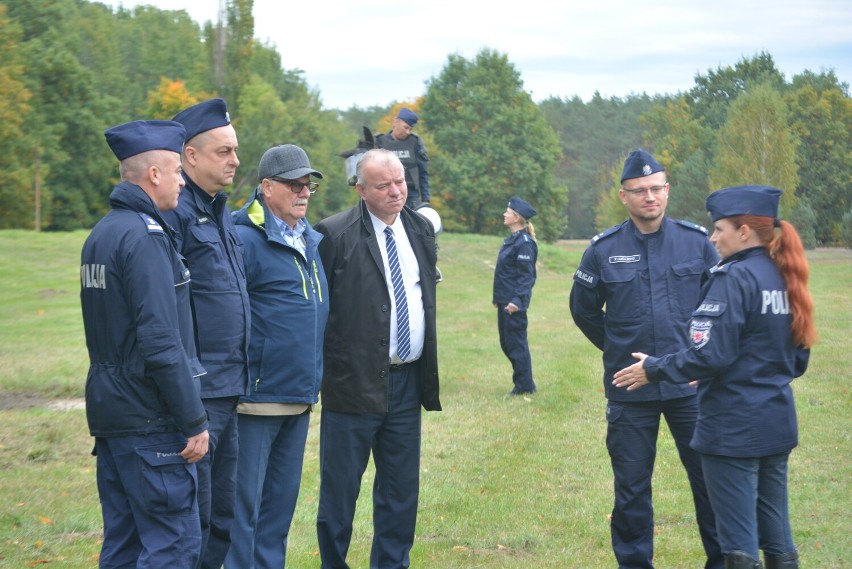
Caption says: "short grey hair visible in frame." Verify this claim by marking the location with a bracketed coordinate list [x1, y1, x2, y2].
[355, 148, 401, 186]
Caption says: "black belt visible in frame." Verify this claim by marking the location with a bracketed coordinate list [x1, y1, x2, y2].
[389, 361, 416, 372]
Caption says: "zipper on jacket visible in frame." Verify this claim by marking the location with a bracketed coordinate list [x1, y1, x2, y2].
[312, 259, 323, 302]
[293, 256, 309, 299]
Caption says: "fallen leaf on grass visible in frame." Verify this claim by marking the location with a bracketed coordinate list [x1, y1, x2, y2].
[37, 516, 54, 525]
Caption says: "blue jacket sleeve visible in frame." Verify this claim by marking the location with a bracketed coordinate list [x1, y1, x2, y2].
[644, 274, 746, 384]
[512, 240, 537, 310]
[416, 136, 430, 202]
[794, 346, 810, 377]
[570, 247, 606, 351]
[125, 234, 207, 436]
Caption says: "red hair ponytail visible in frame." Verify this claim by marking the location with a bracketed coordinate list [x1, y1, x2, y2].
[732, 216, 817, 348]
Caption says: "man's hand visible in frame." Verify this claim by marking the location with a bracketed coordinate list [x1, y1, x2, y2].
[181, 430, 209, 463]
[612, 352, 650, 391]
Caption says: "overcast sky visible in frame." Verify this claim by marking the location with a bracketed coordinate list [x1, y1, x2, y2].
[110, 0, 852, 110]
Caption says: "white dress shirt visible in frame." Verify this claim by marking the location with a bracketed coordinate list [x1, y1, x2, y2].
[367, 211, 425, 364]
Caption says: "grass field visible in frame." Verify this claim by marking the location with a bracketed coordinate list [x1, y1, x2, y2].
[0, 229, 849, 567]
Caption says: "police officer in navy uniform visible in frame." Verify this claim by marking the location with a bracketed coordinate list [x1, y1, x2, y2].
[81, 120, 209, 568]
[375, 108, 430, 208]
[614, 185, 815, 569]
[162, 98, 250, 569]
[493, 197, 538, 395]
[570, 149, 723, 568]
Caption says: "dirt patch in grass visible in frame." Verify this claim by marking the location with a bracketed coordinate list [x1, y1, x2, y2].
[0, 391, 85, 411]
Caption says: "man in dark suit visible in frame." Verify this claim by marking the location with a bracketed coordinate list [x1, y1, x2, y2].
[315, 149, 441, 569]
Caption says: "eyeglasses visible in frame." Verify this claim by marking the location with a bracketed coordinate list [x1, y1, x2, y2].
[271, 178, 319, 194]
[622, 184, 668, 197]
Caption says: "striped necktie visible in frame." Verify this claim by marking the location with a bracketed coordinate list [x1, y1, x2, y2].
[384, 226, 410, 361]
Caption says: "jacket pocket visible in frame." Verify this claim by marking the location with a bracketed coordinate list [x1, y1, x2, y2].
[600, 267, 641, 321]
[671, 258, 706, 317]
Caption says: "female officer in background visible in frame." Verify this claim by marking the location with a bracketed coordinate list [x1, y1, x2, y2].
[613, 185, 816, 569]
[493, 197, 539, 396]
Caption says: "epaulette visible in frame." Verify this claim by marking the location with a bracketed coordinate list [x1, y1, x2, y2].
[709, 261, 731, 274]
[138, 212, 165, 235]
[590, 224, 622, 245]
[674, 218, 709, 235]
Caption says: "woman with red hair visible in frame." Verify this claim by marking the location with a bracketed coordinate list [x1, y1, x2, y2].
[612, 185, 815, 569]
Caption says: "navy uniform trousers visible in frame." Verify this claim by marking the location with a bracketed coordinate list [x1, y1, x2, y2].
[317, 363, 422, 569]
[606, 397, 723, 569]
[95, 432, 201, 569]
[497, 307, 536, 393]
[195, 396, 240, 569]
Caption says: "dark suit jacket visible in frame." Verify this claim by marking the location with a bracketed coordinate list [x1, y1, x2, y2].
[315, 200, 441, 413]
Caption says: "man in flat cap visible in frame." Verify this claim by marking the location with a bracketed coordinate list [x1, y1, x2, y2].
[162, 98, 250, 569]
[226, 144, 329, 568]
[570, 149, 724, 568]
[81, 120, 209, 568]
[376, 107, 431, 208]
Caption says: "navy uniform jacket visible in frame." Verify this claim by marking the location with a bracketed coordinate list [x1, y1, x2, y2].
[232, 192, 329, 404]
[161, 176, 250, 399]
[643, 247, 809, 457]
[315, 201, 440, 413]
[492, 229, 537, 311]
[570, 216, 719, 402]
[376, 132, 430, 202]
[81, 182, 208, 438]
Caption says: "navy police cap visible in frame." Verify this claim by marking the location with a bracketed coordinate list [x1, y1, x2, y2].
[621, 148, 665, 183]
[508, 197, 537, 219]
[706, 185, 782, 222]
[172, 98, 231, 142]
[104, 120, 186, 160]
[397, 108, 418, 126]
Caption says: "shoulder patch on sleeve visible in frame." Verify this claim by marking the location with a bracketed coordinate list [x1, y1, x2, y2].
[689, 319, 713, 349]
[590, 224, 621, 245]
[674, 218, 709, 235]
[573, 267, 599, 288]
[694, 300, 726, 316]
[138, 212, 164, 235]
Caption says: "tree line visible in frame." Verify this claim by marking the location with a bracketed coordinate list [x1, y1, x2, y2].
[1, 1, 850, 245]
